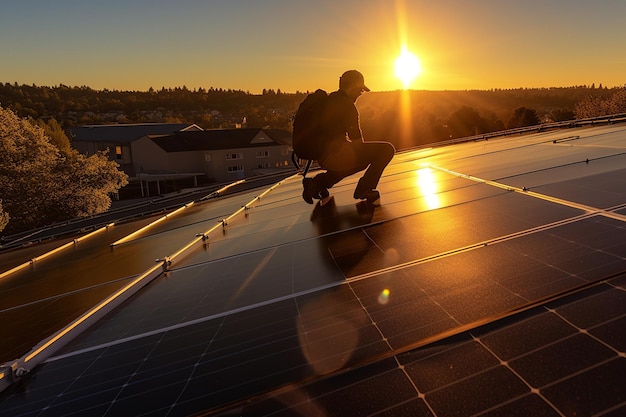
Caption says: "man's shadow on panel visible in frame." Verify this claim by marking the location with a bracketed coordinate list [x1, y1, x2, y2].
[310, 197, 376, 278]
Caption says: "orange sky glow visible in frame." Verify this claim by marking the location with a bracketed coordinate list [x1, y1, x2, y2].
[1, 0, 624, 93]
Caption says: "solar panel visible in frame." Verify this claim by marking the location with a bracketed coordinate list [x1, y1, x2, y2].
[0, 124, 624, 416]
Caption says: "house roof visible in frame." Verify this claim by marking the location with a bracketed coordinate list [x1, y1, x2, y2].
[0, 122, 625, 416]
[66, 123, 202, 143]
[149, 128, 291, 152]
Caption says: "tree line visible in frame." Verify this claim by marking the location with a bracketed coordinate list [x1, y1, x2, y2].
[0, 83, 300, 130]
[2, 82, 624, 148]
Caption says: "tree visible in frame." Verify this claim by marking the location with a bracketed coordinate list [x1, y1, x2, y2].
[575, 88, 626, 118]
[30, 117, 72, 156]
[507, 107, 540, 129]
[549, 108, 575, 122]
[0, 200, 8, 233]
[0, 106, 128, 234]
[447, 106, 488, 138]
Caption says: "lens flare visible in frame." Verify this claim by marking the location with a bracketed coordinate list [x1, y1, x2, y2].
[378, 288, 391, 305]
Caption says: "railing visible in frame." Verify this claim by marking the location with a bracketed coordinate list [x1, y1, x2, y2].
[0, 171, 295, 251]
[406, 112, 626, 151]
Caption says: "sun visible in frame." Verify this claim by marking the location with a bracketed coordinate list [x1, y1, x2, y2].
[394, 47, 422, 89]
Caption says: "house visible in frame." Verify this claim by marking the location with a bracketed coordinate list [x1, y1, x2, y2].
[67, 123, 293, 197]
[133, 128, 293, 185]
[66, 123, 203, 176]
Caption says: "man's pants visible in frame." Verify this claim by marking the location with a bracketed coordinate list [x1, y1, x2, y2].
[315, 141, 395, 192]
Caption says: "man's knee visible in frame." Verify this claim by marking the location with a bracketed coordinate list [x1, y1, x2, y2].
[378, 141, 395, 162]
[386, 142, 396, 157]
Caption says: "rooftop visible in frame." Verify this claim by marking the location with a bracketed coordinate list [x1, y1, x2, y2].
[66, 123, 202, 143]
[1, 122, 625, 416]
[150, 128, 291, 152]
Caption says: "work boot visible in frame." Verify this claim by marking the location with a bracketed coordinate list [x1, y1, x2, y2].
[302, 177, 316, 204]
[354, 189, 380, 205]
[303, 176, 331, 205]
[354, 177, 380, 205]
[318, 188, 332, 206]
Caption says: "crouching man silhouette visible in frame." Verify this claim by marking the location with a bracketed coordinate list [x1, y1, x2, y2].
[302, 70, 395, 206]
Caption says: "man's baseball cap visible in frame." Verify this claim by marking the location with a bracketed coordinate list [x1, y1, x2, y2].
[340, 70, 370, 92]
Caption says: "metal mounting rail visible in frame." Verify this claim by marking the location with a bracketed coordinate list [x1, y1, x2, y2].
[0, 223, 115, 281]
[111, 179, 248, 247]
[110, 203, 195, 247]
[0, 174, 297, 393]
[0, 261, 164, 392]
[168, 173, 300, 265]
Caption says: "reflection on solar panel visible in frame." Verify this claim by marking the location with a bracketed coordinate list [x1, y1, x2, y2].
[1, 124, 625, 416]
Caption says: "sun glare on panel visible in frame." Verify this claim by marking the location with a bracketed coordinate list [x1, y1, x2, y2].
[394, 46, 422, 90]
[416, 168, 440, 209]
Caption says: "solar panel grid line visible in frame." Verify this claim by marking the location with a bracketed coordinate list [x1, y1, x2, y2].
[526, 354, 618, 399]
[42, 279, 345, 365]
[0, 274, 139, 315]
[469, 327, 594, 416]
[0, 177, 264, 259]
[168, 302, 380, 412]
[170, 175, 585, 276]
[498, 315, 623, 370]
[492, 151, 626, 185]
[9, 254, 544, 412]
[166, 320, 229, 416]
[167, 173, 301, 267]
[451, 134, 568, 162]
[110, 202, 195, 247]
[1, 214, 608, 358]
[547, 312, 626, 360]
[610, 202, 626, 212]
[0, 223, 114, 280]
[347, 281, 395, 352]
[0, 224, 51, 250]
[204, 276, 623, 416]
[429, 164, 626, 222]
[109, 180, 285, 249]
[164, 208, 391, 270]
[415, 345, 534, 407]
[238, 274, 620, 415]
[0, 261, 165, 393]
[204, 272, 621, 416]
[346, 211, 599, 285]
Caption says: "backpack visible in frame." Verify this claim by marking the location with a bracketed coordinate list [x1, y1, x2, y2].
[292, 89, 328, 160]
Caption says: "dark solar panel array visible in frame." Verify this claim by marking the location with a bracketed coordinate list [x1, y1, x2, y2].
[0, 125, 624, 416]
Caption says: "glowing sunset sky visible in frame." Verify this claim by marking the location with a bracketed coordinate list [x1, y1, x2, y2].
[1, 0, 624, 93]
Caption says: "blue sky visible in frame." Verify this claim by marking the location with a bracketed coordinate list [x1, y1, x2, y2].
[1, 0, 625, 93]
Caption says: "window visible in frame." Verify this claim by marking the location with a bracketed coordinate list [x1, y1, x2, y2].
[115, 146, 123, 160]
[226, 153, 243, 160]
[256, 151, 270, 158]
[258, 163, 270, 169]
[227, 165, 244, 172]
